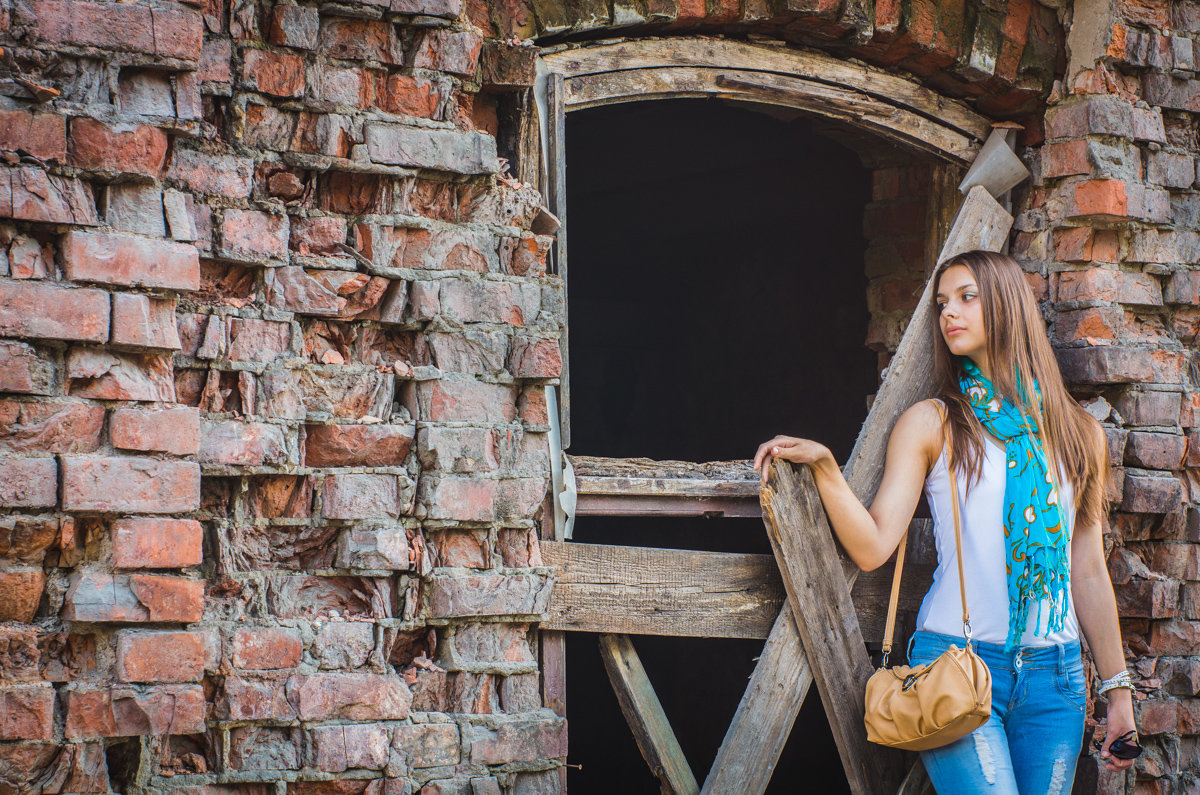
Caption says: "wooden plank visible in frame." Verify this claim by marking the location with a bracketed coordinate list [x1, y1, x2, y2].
[701, 601, 811, 795]
[542, 38, 990, 142]
[599, 634, 700, 795]
[760, 463, 905, 794]
[541, 541, 785, 639]
[570, 455, 757, 481]
[560, 68, 978, 164]
[546, 73, 570, 449]
[577, 476, 759, 498]
[575, 493, 760, 518]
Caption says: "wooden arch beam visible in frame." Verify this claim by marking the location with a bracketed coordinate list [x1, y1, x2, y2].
[542, 37, 991, 164]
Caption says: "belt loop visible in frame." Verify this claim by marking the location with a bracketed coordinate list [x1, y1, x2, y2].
[907, 632, 917, 661]
[1057, 641, 1065, 674]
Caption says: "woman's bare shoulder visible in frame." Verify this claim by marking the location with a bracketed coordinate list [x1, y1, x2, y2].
[889, 399, 947, 458]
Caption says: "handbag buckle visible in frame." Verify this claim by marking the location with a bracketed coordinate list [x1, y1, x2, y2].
[902, 672, 920, 692]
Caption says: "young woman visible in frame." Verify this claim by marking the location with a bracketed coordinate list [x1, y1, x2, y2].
[753, 251, 1137, 793]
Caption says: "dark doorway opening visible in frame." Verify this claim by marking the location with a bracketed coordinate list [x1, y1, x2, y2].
[563, 98, 878, 793]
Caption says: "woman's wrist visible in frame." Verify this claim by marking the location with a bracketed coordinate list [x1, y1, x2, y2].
[809, 448, 840, 480]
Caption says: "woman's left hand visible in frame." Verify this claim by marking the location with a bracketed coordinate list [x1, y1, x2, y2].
[1097, 693, 1138, 772]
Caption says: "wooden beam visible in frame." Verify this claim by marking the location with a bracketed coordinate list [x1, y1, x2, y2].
[599, 634, 700, 795]
[546, 72, 570, 449]
[541, 541, 785, 639]
[542, 38, 990, 143]
[701, 601, 812, 794]
[541, 540, 931, 640]
[761, 463, 906, 794]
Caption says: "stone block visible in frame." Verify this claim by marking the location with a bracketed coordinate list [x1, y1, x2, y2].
[427, 573, 552, 618]
[0, 110, 67, 161]
[318, 18, 403, 64]
[364, 123, 498, 174]
[167, 148, 254, 198]
[105, 183, 165, 237]
[465, 715, 566, 764]
[0, 685, 54, 740]
[392, 723, 460, 768]
[409, 380, 517, 423]
[242, 49, 306, 98]
[0, 167, 98, 225]
[322, 472, 414, 519]
[229, 725, 302, 771]
[1121, 472, 1183, 513]
[312, 622, 374, 670]
[268, 5, 319, 48]
[219, 209, 289, 263]
[0, 570, 45, 622]
[337, 526, 411, 570]
[409, 29, 482, 76]
[220, 676, 296, 720]
[32, 0, 202, 59]
[438, 279, 539, 324]
[1125, 431, 1187, 469]
[310, 723, 391, 772]
[0, 341, 55, 395]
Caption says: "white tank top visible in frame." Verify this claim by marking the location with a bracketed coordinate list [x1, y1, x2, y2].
[916, 428, 1080, 647]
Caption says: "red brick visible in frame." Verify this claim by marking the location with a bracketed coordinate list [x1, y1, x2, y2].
[439, 279, 538, 324]
[286, 672, 412, 720]
[33, 1, 202, 60]
[0, 517, 58, 565]
[311, 723, 391, 773]
[63, 572, 204, 622]
[411, 380, 518, 423]
[1117, 0, 1169, 26]
[0, 685, 54, 740]
[221, 676, 297, 720]
[427, 572, 552, 618]
[219, 209, 288, 263]
[380, 74, 442, 118]
[68, 118, 168, 176]
[0, 281, 110, 343]
[0, 110, 66, 161]
[0, 400, 105, 454]
[0, 458, 57, 508]
[227, 317, 292, 362]
[64, 685, 205, 738]
[321, 473, 413, 520]
[418, 476, 496, 522]
[304, 424, 415, 466]
[0, 167, 99, 226]
[1055, 268, 1161, 305]
[116, 630, 206, 682]
[61, 456, 200, 513]
[1125, 431, 1187, 469]
[242, 49, 306, 98]
[1121, 472, 1183, 513]
[409, 29, 482, 77]
[0, 569, 45, 622]
[111, 406, 200, 456]
[1041, 140, 1089, 179]
[1137, 698, 1179, 735]
[63, 231, 199, 291]
[268, 5, 319, 48]
[1115, 579, 1179, 618]
[109, 293, 180, 350]
[112, 517, 203, 568]
[200, 38, 233, 83]
[198, 419, 290, 467]
[232, 627, 302, 670]
[0, 341, 54, 395]
[431, 529, 489, 568]
[66, 348, 175, 402]
[290, 216, 347, 256]
[466, 715, 566, 764]
[167, 148, 254, 198]
[508, 337, 561, 379]
[228, 725, 301, 771]
[317, 18, 402, 64]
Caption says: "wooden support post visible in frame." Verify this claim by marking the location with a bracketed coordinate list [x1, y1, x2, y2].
[599, 634, 700, 795]
[761, 464, 906, 794]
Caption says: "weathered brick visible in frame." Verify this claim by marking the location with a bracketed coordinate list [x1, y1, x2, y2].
[427, 573, 552, 618]
[116, 630, 206, 682]
[242, 49, 306, 98]
[508, 337, 561, 379]
[232, 627, 302, 670]
[417, 427, 498, 472]
[364, 123, 498, 174]
[0, 110, 67, 161]
[105, 183, 166, 237]
[380, 74, 442, 118]
[111, 294, 181, 350]
[111, 406, 200, 455]
[0, 167, 99, 225]
[1057, 346, 1155, 384]
[227, 317, 292, 362]
[229, 725, 301, 771]
[0, 685, 54, 740]
[410, 29, 482, 77]
[1114, 390, 1181, 427]
[63, 572, 204, 622]
[465, 715, 566, 764]
[62, 456, 199, 513]
[167, 148, 254, 198]
[318, 18, 402, 64]
[336, 526, 411, 570]
[68, 348, 176, 401]
[219, 209, 289, 263]
[321, 473, 415, 520]
[1125, 431, 1187, 469]
[0, 400, 105, 454]
[268, 5, 319, 48]
[0, 458, 57, 508]
[446, 623, 535, 666]
[311, 622, 373, 670]
[290, 216, 347, 256]
[0, 626, 41, 682]
[418, 476, 496, 522]
[393, 723, 460, 768]
[286, 673, 411, 720]
[430, 529, 489, 569]
[311, 723, 391, 773]
[1045, 96, 1133, 139]
[1121, 472, 1183, 513]
[0, 516, 59, 564]
[199, 419, 290, 467]
[1147, 151, 1196, 189]
[63, 230, 200, 291]
[0, 569, 45, 622]
[304, 424, 415, 466]
[265, 267, 342, 315]
[410, 380, 518, 422]
[1115, 579, 1179, 618]
[64, 685, 205, 738]
[33, 0, 202, 59]
[68, 118, 168, 176]
[112, 517, 203, 568]
[0, 341, 55, 395]
[221, 676, 296, 720]
[0, 281, 109, 343]
[439, 279, 539, 324]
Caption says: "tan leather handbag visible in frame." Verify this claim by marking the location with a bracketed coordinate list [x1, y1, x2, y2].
[863, 434, 992, 751]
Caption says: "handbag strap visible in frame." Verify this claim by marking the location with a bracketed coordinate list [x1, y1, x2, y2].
[880, 404, 972, 665]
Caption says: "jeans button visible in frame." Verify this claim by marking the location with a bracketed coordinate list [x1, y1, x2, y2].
[1015, 654, 1023, 669]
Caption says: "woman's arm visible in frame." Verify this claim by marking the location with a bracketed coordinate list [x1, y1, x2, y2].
[1071, 424, 1137, 772]
[753, 399, 943, 571]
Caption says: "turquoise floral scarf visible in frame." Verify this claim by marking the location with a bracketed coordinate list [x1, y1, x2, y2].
[959, 359, 1070, 650]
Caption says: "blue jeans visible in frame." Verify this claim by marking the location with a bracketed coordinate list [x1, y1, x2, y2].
[907, 630, 1086, 795]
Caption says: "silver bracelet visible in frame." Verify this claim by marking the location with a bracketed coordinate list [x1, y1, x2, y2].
[1098, 670, 1133, 694]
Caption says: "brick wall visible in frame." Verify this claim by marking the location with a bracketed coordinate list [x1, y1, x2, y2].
[0, 0, 562, 792]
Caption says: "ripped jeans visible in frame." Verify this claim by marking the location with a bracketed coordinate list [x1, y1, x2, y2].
[907, 630, 1086, 795]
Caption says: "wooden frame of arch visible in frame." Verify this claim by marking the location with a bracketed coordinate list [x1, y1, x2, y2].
[535, 37, 996, 795]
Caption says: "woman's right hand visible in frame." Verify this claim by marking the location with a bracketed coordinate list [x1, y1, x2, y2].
[753, 435, 833, 483]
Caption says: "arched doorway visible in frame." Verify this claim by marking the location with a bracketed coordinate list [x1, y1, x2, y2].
[534, 37, 990, 793]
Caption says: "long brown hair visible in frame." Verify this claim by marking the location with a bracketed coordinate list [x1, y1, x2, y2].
[932, 250, 1108, 526]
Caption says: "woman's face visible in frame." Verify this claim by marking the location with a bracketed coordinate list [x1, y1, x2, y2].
[936, 264, 988, 365]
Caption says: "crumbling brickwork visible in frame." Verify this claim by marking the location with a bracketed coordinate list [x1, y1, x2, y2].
[1, 0, 1197, 791]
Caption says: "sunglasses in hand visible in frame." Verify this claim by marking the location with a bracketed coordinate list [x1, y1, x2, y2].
[1092, 729, 1143, 760]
